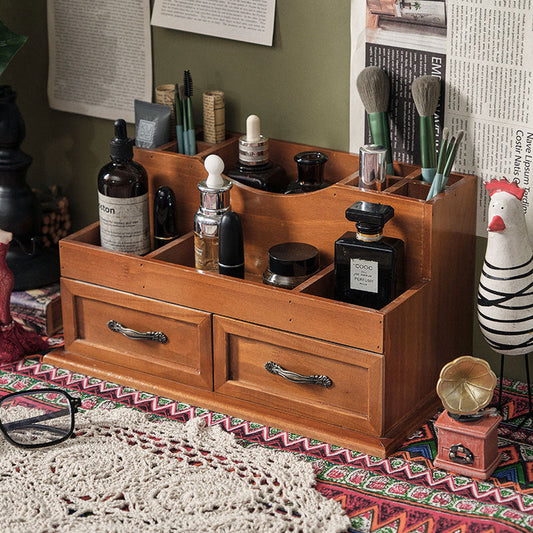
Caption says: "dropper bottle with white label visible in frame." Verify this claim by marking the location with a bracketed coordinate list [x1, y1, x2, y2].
[97, 119, 150, 255]
[225, 114, 288, 193]
[194, 154, 232, 272]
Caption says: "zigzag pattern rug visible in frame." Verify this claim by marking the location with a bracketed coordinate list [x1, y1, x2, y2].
[1, 355, 532, 533]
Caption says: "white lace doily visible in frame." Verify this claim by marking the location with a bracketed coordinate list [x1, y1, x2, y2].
[0, 407, 350, 532]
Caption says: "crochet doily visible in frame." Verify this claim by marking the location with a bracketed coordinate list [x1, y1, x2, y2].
[0, 407, 350, 532]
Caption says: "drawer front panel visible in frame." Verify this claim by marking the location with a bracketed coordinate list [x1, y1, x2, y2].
[62, 279, 212, 389]
[213, 316, 383, 435]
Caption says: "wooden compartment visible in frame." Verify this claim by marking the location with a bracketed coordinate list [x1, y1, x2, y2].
[45, 138, 477, 457]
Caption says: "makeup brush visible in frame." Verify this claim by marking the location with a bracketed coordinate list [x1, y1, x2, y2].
[426, 127, 449, 201]
[356, 66, 394, 175]
[183, 70, 196, 156]
[179, 84, 189, 155]
[442, 129, 464, 187]
[411, 75, 441, 183]
[175, 83, 184, 154]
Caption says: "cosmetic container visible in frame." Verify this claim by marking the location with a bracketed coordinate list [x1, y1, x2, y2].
[284, 151, 330, 194]
[194, 155, 232, 273]
[153, 186, 177, 249]
[218, 211, 244, 279]
[225, 115, 288, 193]
[358, 144, 387, 192]
[263, 242, 319, 289]
[334, 201, 403, 309]
[134, 100, 171, 149]
[98, 119, 150, 255]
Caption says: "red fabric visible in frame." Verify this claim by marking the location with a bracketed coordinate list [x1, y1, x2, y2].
[0, 242, 48, 363]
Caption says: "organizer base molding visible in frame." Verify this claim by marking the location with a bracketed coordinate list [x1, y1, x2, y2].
[44, 139, 477, 458]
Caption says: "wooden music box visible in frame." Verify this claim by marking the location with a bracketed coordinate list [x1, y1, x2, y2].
[44, 134, 477, 457]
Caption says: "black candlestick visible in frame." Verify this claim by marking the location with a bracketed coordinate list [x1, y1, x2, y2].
[0, 85, 59, 290]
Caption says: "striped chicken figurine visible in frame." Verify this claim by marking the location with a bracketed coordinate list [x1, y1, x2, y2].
[477, 178, 533, 420]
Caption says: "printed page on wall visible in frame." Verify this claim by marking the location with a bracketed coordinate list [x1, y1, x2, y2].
[47, 0, 152, 124]
[151, 0, 276, 47]
[350, 0, 533, 238]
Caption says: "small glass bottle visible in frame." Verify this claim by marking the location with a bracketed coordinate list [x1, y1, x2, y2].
[97, 119, 150, 255]
[284, 151, 330, 194]
[194, 154, 232, 273]
[334, 201, 403, 309]
[225, 115, 288, 193]
[153, 186, 177, 249]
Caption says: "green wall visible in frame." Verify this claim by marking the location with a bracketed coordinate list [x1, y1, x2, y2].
[0, 1, 527, 382]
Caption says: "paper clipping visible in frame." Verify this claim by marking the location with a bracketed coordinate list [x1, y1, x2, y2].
[151, 0, 276, 47]
[47, 0, 152, 124]
[351, 0, 533, 237]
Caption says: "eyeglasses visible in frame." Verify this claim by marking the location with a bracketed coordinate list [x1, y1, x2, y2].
[0, 389, 81, 448]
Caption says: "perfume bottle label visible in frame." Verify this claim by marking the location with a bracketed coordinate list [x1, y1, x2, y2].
[350, 258, 378, 293]
[98, 192, 150, 255]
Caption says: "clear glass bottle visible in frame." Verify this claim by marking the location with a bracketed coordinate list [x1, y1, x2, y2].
[225, 115, 288, 193]
[194, 155, 232, 273]
[97, 119, 150, 255]
[284, 151, 330, 194]
[334, 201, 403, 309]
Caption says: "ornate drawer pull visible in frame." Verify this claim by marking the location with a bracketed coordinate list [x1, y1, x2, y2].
[264, 361, 333, 388]
[107, 320, 168, 344]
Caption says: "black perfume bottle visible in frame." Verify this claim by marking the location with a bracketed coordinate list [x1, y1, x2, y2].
[334, 201, 403, 309]
[225, 115, 288, 192]
[284, 151, 331, 194]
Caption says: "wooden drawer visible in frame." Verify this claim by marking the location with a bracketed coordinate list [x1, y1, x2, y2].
[61, 278, 213, 390]
[213, 316, 383, 435]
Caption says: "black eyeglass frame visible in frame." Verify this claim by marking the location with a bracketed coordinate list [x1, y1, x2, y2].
[0, 388, 81, 448]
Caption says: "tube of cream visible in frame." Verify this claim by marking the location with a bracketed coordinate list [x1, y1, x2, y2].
[134, 100, 171, 149]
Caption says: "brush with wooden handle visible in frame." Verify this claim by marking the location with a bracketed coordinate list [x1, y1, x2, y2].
[356, 66, 394, 175]
[411, 75, 441, 183]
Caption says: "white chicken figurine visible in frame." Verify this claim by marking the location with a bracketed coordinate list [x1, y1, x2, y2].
[477, 178, 533, 420]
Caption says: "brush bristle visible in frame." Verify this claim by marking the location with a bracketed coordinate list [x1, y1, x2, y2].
[411, 76, 441, 117]
[184, 70, 193, 97]
[356, 66, 390, 114]
[441, 127, 449, 142]
[178, 84, 185, 101]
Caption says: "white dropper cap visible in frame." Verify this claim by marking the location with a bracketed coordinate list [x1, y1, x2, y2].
[245, 115, 261, 143]
[204, 154, 226, 188]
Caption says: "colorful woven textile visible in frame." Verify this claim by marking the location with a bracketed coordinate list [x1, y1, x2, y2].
[1, 357, 532, 533]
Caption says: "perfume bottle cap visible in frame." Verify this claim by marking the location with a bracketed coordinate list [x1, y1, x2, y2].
[267, 242, 319, 278]
[239, 114, 269, 166]
[110, 119, 133, 161]
[359, 144, 387, 191]
[346, 201, 394, 235]
[219, 211, 244, 278]
[154, 186, 177, 247]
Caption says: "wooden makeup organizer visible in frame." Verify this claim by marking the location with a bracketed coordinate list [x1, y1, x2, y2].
[44, 135, 477, 457]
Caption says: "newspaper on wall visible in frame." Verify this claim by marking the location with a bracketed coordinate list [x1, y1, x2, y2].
[151, 0, 276, 47]
[47, 0, 152, 124]
[351, 0, 533, 238]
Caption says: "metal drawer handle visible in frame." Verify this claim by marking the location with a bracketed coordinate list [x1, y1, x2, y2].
[264, 361, 333, 388]
[107, 320, 168, 344]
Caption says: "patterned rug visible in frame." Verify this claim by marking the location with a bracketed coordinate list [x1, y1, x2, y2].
[1, 355, 532, 533]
